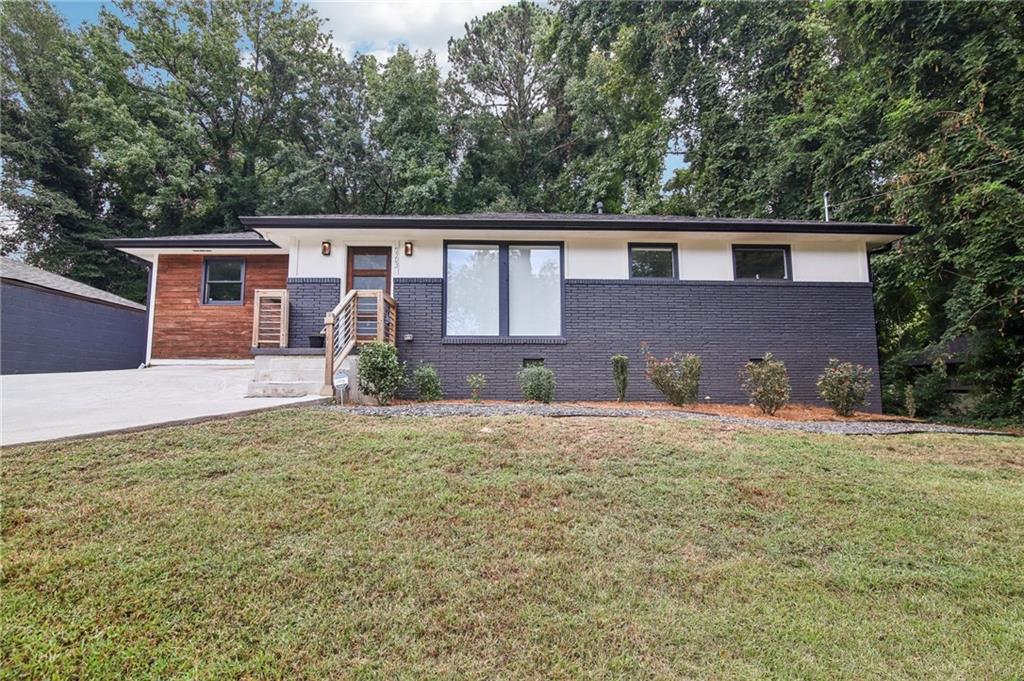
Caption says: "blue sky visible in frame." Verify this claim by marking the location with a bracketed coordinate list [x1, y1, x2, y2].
[52, 0, 684, 183]
[53, 0, 521, 61]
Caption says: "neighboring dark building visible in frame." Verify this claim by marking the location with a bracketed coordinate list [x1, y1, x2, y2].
[1, 257, 147, 374]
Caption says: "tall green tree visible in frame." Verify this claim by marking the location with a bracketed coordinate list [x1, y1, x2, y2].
[551, 25, 669, 213]
[1, 2, 105, 284]
[363, 47, 452, 214]
[837, 2, 1024, 417]
[105, 0, 337, 228]
[447, 1, 567, 211]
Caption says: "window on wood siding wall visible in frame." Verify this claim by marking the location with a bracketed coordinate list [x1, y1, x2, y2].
[202, 258, 245, 304]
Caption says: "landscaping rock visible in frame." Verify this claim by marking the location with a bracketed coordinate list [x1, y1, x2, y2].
[320, 403, 1009, 436]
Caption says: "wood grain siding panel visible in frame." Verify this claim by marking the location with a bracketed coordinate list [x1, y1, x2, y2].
[151, 255, 288, 359]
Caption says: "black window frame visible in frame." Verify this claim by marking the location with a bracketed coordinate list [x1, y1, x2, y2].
[731, 245, 793, 281]
[201, 256, 246, 306]
[442, 240, 565, 339]
[628, 242, 679, 280]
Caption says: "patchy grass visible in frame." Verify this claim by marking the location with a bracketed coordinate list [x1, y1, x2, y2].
[2, 409, 1023, 679]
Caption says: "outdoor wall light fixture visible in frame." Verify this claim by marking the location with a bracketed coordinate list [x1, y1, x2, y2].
[404, 241, 414, 256]
[321, 241, 332, 256]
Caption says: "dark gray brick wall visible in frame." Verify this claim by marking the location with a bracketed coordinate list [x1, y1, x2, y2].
[1, 280, 146, 374]
[392, 277, 883, 411]
[286, 278, 341, 348]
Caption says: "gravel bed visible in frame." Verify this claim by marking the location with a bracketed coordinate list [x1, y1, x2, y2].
[321, 403, 1008, 436]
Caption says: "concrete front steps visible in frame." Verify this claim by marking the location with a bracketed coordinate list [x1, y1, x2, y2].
[248, 348, 326, 398]
[247, 348, 371, 404]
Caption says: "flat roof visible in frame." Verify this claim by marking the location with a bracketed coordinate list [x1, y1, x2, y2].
[239, 212, 916, 236]
[0, 256, 146, 311]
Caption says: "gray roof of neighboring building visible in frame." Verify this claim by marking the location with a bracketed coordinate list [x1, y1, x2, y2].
[239, 212, 917, 236]
[0, 256, 146, 311]
[101, 231, 280, 249]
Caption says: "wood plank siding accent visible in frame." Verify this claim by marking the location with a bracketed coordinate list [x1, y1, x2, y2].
[152, 254, 288, 359]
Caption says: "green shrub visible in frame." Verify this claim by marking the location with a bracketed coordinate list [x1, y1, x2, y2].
[912, 358, 954, 416]
[817, 359, 873, 416]
[611, 354, 629, 402]
[356, 341, 406, 405]
[642, 345, 702, 406]
[904, 384, 917, 418]
[412, 363, 443, 402]
[466, 373, 487, 402]
[740, 353, 791, 415]
[518, 365, 556, 403]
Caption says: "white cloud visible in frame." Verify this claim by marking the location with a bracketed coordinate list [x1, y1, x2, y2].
[305, 0, 519, 64]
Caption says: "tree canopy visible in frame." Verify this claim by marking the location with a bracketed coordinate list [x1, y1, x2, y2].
[2, 0, 1021, 417]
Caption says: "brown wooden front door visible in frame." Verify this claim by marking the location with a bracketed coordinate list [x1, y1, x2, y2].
[346, 247, 392, 293]
[347, 247, 392, 341]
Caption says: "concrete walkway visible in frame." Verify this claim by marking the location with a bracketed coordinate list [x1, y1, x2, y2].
[2, 364, 325, 446]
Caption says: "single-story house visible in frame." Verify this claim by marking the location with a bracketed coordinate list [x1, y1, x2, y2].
[1, 256, 147, 374]
[104, 213, 915, 408]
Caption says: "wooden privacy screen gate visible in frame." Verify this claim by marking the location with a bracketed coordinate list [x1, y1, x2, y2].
[251, 289, 289, 348]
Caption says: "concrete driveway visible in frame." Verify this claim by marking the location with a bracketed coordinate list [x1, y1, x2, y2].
[1, 364, 325, 446]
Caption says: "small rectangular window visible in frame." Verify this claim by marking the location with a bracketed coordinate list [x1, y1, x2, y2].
[523, 358, 544, 367]
[733, 246, 790, 280]
[203, 257, 245, 304]
[629, 244, 677, 279]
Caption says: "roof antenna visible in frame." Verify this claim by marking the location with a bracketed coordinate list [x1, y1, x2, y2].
[823, 191, 831, 222]
[596, 201, 604, 215]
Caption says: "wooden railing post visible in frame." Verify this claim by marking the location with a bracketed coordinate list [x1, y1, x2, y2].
[322, 313, 335, 397]
[375, 290, 385, 341]
[279, 290, 289, 348]
[382, 292, 397, 344]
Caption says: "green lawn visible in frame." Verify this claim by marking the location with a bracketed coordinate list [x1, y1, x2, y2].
[3, 409, 1023, 679]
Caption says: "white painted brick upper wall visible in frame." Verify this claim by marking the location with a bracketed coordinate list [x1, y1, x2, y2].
[791, 242, 868, 282]
[679, 242, 734, 281]
[263, 229, 871, 284]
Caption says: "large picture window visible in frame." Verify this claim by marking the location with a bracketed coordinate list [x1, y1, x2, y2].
[445, 242, 563, 337]
[202, 257, 245, 304]
[509, 245, 561, 335]
[445, 244, 500, 336]
[732, 246, 791, 281]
